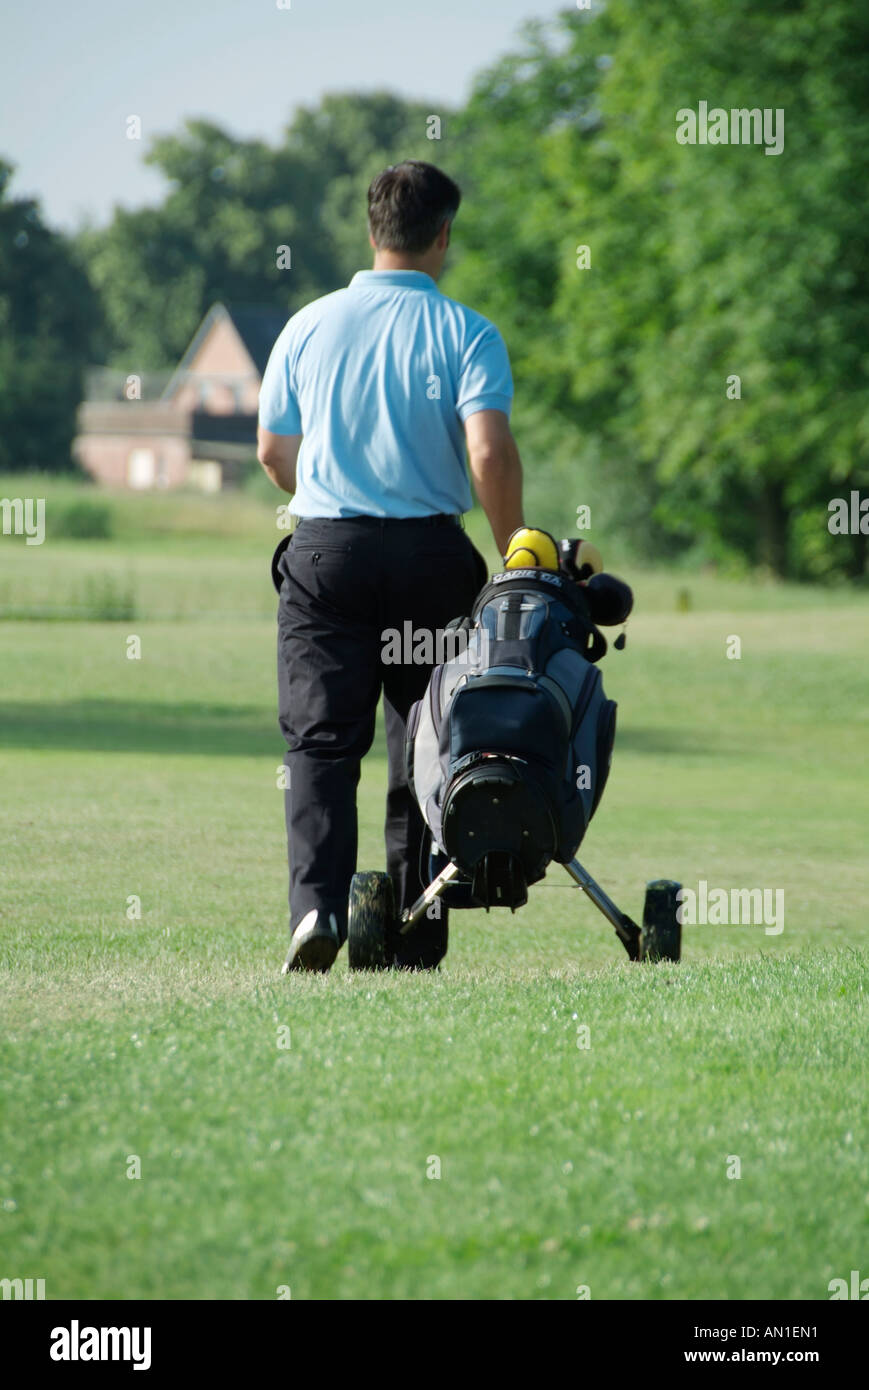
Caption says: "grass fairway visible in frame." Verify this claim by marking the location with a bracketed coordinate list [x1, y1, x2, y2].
[1, 485, 866, 1300]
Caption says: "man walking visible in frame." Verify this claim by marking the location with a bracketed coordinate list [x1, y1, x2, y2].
[257, 160, 523, 973]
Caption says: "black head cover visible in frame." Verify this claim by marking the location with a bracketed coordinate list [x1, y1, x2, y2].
[582, 572, 633, 627]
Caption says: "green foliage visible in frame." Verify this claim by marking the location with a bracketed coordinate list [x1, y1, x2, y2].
[49, 498, 114, 540]
[0, 161, 102, 472]
[446, 3, 869, 579]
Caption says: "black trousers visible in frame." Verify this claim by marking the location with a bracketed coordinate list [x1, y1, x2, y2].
[277, 515, 487, 968]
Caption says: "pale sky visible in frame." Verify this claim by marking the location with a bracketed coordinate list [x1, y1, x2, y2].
[0, 0, 565, 231]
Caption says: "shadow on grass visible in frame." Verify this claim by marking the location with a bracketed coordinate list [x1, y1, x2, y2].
[0, 700, 392, 759]
[615, 726, 740, 757]
[0, 699, 729, 762]
[0, 699, 278, 757]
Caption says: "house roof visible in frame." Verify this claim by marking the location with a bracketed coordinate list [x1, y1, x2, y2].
[163, 302, 288, 397]
[220, 303, 289, 376]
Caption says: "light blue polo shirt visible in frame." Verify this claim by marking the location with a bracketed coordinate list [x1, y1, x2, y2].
[258, 269, 513, 518]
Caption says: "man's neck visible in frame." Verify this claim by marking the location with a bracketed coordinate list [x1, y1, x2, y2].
[371, 252, 439, 279]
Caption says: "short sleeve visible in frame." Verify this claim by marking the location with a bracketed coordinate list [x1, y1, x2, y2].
[456, 320, 513, 422]
[258, 325, 303, 435]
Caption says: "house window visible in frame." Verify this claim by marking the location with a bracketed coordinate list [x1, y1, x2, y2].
[127, 448, 156, 489]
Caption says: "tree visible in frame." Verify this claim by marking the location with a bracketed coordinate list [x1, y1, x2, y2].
[77, 95, 451, 369]
[588, 0, 869, 579]
[446, 2, 869, 578]
[0, 160, 101, 472]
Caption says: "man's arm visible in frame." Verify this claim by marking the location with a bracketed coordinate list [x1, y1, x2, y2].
[464, 409, 524, 557]
[257, 426, 302, 494]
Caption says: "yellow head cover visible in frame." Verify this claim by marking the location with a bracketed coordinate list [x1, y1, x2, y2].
[503, 527, 560, 572]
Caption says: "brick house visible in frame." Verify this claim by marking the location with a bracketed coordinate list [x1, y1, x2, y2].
[74, 302, 287, 491]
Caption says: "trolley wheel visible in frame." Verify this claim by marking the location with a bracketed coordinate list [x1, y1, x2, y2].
[347, 871, 395, 971]
[641, 879, 682, 962]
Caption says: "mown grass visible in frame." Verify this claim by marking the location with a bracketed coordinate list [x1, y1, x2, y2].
[0, 478, 866, 1299]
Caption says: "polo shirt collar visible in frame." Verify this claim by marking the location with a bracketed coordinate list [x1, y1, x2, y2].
[350, 269, 440, 292]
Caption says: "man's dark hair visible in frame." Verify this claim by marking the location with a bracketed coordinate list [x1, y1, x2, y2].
[367, 161, 461, 254]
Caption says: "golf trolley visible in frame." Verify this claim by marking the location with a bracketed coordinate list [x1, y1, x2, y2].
[346, 537, 682, 970]
[347, 862, 682, 970]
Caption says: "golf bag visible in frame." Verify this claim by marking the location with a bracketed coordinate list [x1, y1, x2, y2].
[406, 567, 625, 912]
